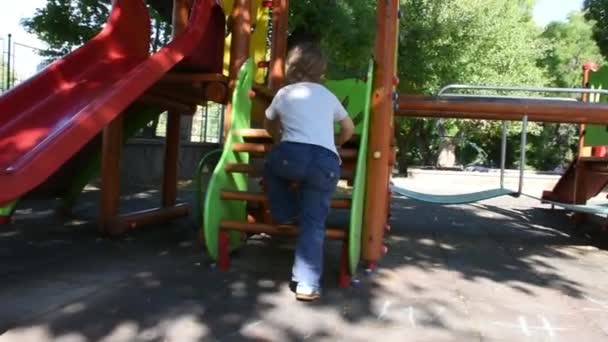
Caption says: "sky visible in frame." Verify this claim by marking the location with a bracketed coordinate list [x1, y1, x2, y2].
[0, 0, 589, 78]
[533, 0, 585, 27]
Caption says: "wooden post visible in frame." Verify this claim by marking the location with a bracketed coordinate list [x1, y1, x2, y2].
[269, 0, 288, 90]
[224, 0, 252, 138]
[163, 112, 181, 207]
[172, 0, 191, 36]
[162, 0, 191, 207]
[579, 63, 595, 158]
[100, 115, 124, 232]
[573, 63, 598, 223]
[362, 0, 400, 263]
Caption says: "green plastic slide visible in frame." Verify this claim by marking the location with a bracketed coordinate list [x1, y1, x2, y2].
[203, 60, 253, 260]
[195, 148, 222, 226]
[325, 61, 374, 273]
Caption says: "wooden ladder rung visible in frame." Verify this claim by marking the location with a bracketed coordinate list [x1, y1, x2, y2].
[220, 220, 346, 240]
[232, 142, 271, 155]
[225, 163, 259, 175]
[251, 84, 276, 100]
[232, 143, 358, 159]
[225, 163, 355, 181]
[220, 190, 351, 209]
[234, 128, 272, 139]
[234, 129, 363, 145]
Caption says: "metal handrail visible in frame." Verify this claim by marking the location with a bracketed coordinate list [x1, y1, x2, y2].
[438, 84, 608, 97]
[519, 116, 528, 195]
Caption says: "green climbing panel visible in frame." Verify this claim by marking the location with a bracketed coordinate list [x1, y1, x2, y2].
[325, 61, 374, 273]
[203, 60, 253, 260]
[195, 148, 222, 226]
[584, 66, 608, 146]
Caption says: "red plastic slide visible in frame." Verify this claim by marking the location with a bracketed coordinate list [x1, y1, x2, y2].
[542, 159, 608, 204]
[0, 0, 224, 206]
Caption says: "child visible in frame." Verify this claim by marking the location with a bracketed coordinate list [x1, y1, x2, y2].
[263, 43, 355, 301]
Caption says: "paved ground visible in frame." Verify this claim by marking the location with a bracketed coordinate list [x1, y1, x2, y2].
[2, 175, 608, 341]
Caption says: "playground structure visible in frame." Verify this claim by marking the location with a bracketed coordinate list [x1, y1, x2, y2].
[542, 64, 608, 215]
[2, 0, 608, 288]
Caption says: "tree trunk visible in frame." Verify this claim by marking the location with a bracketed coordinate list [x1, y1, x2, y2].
[435, 120, 456, 168]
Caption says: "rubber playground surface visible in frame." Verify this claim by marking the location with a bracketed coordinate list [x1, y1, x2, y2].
[2, 176, 608, 341]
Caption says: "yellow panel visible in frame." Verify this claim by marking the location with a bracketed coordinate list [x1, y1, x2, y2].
[222, 0, 234, 76]
[251, 0, 270, 84]
[221, 0, 270, 84]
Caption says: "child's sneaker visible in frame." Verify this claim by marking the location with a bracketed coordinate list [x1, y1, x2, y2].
[295, 284, 321, 301]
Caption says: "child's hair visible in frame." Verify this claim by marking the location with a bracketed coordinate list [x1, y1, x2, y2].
[285, 43, 327, 84]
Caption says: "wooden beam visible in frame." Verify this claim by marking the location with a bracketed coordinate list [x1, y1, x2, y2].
[396, 95, 608, 125]
[171, 0, 190, 36]
[220, 220, 346, 240]
[225, 162, 355, 181]
[231, 142, 358, 159]
[220, 190, 352, 209]
[107, 204, 191, 236]
[224, 0, 252, 138]
[269, 0, 288, 90]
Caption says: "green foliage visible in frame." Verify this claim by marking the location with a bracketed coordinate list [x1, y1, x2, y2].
[540, 11, 605, 88]
[22, 0, 111, 59]
[22, 0, 170, 60]
[289, 1, 376, 78]
[399, 0, 546, 94]
[584, 0, 608, 58]
[396, 0, 549, 169]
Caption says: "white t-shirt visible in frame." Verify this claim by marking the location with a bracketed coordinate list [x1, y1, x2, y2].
[265, 82, 349, 156]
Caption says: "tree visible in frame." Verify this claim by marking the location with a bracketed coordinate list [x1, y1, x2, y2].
[22, 0, 170, 60]
[531, 11, 605, 170]
[289, 1, 376, 79]
[22, 0, 112, 59]
[584, 0, 608, 58]
[396, 0, 549, 169]
[540, 11, 605, 88]
[22, 0, 172, 138]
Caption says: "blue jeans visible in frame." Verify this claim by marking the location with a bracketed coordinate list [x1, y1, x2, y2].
[264, 142, 340, 290]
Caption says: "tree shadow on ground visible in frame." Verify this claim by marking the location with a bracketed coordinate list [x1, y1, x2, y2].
[0, 190, 606, 341]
